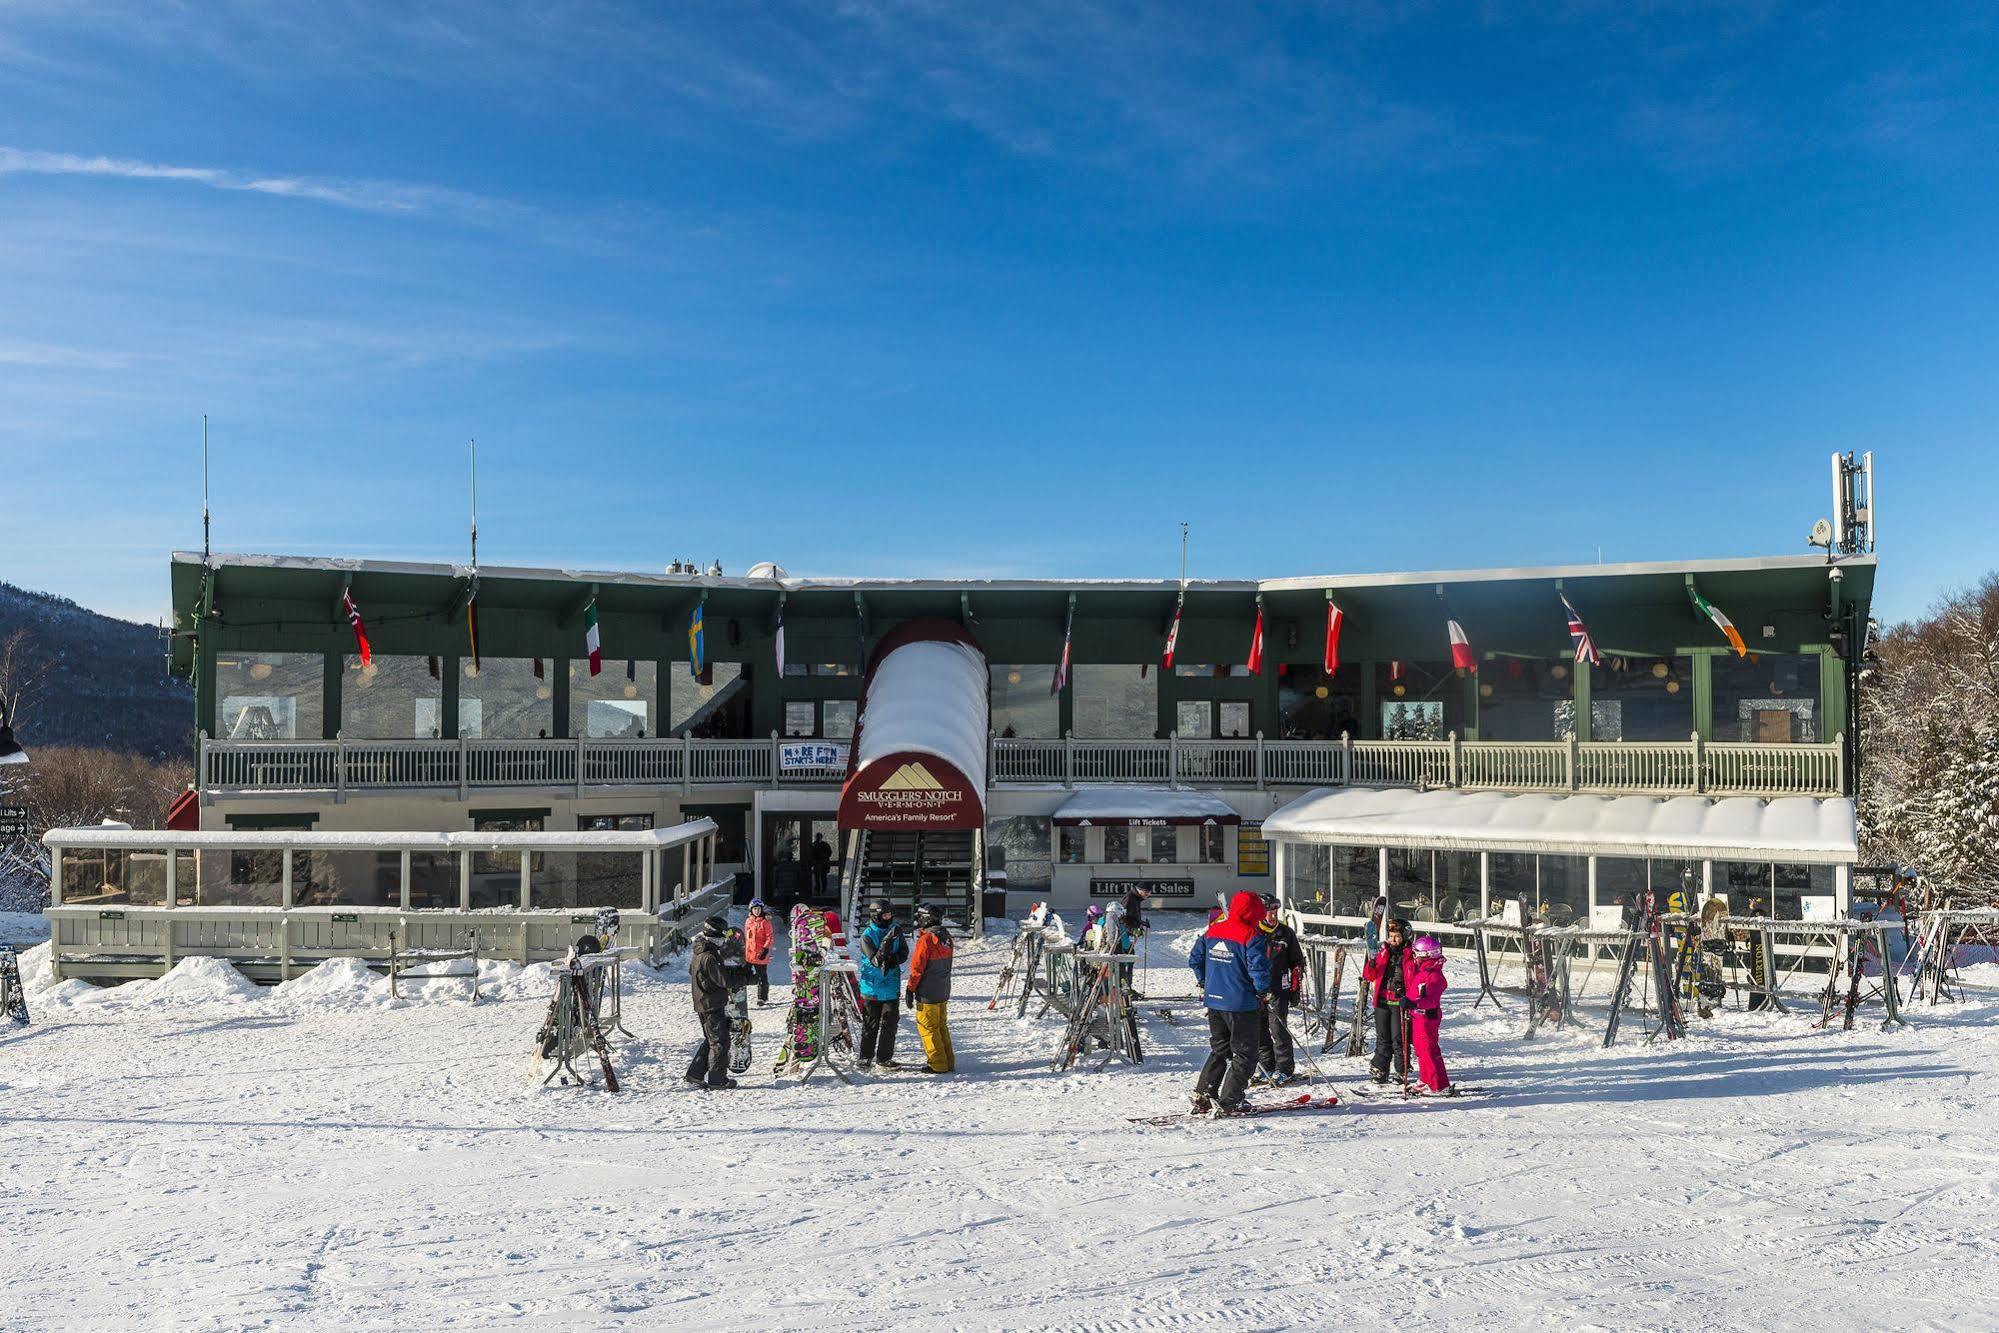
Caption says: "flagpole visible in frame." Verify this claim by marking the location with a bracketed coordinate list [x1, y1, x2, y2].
[468, 438, 478, 573]
[1177, 521, 1189, 591]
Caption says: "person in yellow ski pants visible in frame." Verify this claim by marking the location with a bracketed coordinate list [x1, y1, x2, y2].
[905, 904, 956, 1074]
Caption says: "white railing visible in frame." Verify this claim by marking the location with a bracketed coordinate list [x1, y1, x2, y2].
[200, 732, 1849, 801]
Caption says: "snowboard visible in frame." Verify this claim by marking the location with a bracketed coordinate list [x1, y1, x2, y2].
[1, 943, 27, 1026]
[727, 984, 753, 1075]
[776, 902, 824, 1071]
[822, 909, 865, 1012]
[1128, 1092, 1340, 1126]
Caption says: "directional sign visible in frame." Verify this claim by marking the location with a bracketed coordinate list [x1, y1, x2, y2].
[0, 805, 28, 838]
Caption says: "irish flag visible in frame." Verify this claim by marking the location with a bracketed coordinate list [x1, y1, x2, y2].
[583, 598, 602, 676]
[1687, 582, 1747, 656]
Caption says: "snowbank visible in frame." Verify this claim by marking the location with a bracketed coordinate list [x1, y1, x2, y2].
[126, 955, 262, 1005]
[272, 957, 393, 1010]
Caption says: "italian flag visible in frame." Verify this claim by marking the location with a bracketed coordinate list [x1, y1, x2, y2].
[1688, 583, 1747, 656]
[583, 599, 602, 676]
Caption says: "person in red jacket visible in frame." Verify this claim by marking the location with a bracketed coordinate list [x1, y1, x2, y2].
[1360, 917, 1413, 1084]
[741, 900, 775, 1006]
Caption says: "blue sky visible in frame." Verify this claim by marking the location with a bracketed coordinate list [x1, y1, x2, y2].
[2, 3, 1994, 625]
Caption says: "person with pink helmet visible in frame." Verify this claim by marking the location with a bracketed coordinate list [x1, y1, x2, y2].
[1404, 934, 1455, 1095]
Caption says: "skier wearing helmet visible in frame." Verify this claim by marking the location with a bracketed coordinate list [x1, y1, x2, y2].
[856, 901, 911, 1071]
[1406, 934, 1454, 1094]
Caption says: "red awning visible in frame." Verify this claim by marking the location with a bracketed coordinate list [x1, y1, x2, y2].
[166, 789, 200, 831]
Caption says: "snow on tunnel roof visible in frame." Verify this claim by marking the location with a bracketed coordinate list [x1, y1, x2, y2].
[1261, 787, 1857, 864]
[1052, 787, 1241, 826]
[851, 634, 989, 796]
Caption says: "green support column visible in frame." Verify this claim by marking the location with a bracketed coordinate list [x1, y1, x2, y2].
[552, 657, 571, 740]
[1463, 670, 1481, 741]
[1819, 647, 1847, 748]
[1692, 651, 1714, 741]
[1057, 679, 1075, 738]
[657, 657, 670, 738]
[1258, 665, 1281, 738]
[1157, 667, 1179, 738]
[1573, 658, 1592, 742]
[323, 652, 342, 739]
[195, 636, 217, 739]
[442, 655, 461, 740]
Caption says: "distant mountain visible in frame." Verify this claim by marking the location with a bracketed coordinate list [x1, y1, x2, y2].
[0, 582, 193, 762]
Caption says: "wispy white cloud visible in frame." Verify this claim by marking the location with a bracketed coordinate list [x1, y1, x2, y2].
[0, 146, 519, 222]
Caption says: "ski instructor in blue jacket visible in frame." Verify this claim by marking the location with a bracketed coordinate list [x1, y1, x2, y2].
[1188, 889, 1274, 1115]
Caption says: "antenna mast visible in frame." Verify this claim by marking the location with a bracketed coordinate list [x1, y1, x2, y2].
[201, 415, 211, 562]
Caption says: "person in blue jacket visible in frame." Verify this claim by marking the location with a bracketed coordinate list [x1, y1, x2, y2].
[856, 900, 911, 1071]
[1188, 889, 1274, 1114]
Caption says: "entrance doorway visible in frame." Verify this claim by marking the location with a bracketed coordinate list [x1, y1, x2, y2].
[760, 811, 844, 910]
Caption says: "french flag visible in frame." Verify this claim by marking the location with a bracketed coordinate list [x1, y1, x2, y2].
[1446, 615, 1476, 671]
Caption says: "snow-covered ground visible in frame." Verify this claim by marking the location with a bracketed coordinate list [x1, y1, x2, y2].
[5, 914, 1998, 1330]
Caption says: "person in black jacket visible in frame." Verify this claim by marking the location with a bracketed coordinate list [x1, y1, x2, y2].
[809, 833, 835, 896]
[685, 916, 753, 1089]
[1256, 894, 1307, 1084]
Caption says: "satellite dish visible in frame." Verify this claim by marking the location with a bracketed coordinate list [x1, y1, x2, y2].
[1809, 518, 1833, 548]
[747, 562, 789, 580]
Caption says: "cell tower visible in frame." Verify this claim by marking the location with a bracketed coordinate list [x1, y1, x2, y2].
[1809, 451, 1875, 557]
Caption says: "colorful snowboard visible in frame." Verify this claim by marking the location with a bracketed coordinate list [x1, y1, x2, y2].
[776, 902, 824, 1072]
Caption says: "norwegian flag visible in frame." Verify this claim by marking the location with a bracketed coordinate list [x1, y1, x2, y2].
[1246, 603, 1266, 675]
[1323, 598, 1344, 674]
[1050, 600, 1073, 696]
[1446, 614, 1476, 671]
[341, 589, 372, 667]
[1560, 591, 1600, 667]
[1161, 597, 1183, 670]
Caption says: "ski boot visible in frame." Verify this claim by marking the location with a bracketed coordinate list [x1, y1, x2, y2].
[1190, 1093, 1213, 1116]
[1210, 1099, 1250, 1118]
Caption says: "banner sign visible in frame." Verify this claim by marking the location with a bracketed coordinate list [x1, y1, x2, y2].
[1091, 877, 1197, 899]
[780, 742, 849, 772]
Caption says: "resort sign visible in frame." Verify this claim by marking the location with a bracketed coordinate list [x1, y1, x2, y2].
[838, 751, 983, 830]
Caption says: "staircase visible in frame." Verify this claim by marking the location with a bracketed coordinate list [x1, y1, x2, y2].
[842, 827, 983, 934]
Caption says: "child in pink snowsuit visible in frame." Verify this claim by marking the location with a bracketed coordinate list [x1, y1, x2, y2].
[1405, 936, 1451, 1093]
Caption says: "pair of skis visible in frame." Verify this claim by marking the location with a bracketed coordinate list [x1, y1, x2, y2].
[1128, 1092, 1340, 1126]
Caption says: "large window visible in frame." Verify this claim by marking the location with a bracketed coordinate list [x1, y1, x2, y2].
[1376, 662, 1463, 739]
[1774, 863, 1837, 920]
[1218, 701, 1250, 738]
[531, 851, 645, 910]
[461, 658, 554, 739]
[296, 851, 400, 907]
[1102, 827, 1131, 864]
[1591, 655, 1693, 741]
[1176, 699, 1212, 738]
[987, 815, 1053, 893]
[59, 849, 169, 905]
[673, 663, 744, 737]
[1282, 844, 1329, 906]
[1386, 848, 1432, 918]
[991, 665, 1058, 738]
[409, 851, 460, 909]
[343, 655, 446, 739]
[1200, 825, 1227, 865]
[215, 652, 323, 740]
[1150, 827, 1177, 862]
[823, 700, 857, 739]
[1280, 665, 1363, 740]
[1329, 845, 1377, 913]
[1073, 665, 1157, 739]
[1478, 660, 1575, 741]
[1712, 653, 1820, 743]
[572, 660, 656, 738]
[783, 702, 817, 737]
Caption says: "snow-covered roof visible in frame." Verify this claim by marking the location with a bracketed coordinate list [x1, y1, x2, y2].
[851, 637, 989, 794]
[1261, 787, 1857, 864]
[42, 818, 719, 853]
[1053, 787, 1241, 826]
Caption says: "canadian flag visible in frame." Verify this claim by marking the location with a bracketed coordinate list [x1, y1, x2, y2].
[1447, 615, 1476, 671]
[1162, 598, 1183, 670]
[1323, 598, 1344, 674]
[1246, 604, 1266, 675]
[341, 589, 371, 667]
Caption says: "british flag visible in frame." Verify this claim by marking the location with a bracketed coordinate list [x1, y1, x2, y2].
[1561, 591, 1600, 667]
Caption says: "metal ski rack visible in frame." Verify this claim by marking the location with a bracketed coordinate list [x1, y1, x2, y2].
[1902, 908, 1999, 1006]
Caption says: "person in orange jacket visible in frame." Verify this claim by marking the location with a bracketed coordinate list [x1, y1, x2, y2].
[741, 900, 775, 1006]
[904, 904, 956, 1074]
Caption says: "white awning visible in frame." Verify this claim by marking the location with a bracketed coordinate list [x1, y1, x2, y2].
[1261, 787, 1856, 865]
[1052, 787, 1241, 827]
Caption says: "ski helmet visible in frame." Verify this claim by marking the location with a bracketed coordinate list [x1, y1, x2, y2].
[871, 900, 894, 921]
[915, 904, 940, 928]
[1085, 904, 1104, 920]
[1413, 935, 1442, 958]
[1387, 917, 1412, 936]
[701, 916, 728, 939]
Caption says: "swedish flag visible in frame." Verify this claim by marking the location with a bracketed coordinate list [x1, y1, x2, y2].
[688, 603, 706, 678]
